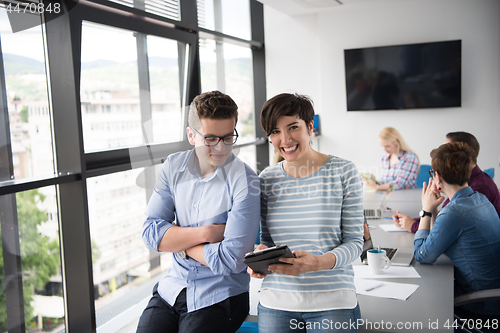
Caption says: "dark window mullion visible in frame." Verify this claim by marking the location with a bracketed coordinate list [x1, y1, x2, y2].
[44, 4, 96, 332]
[0, 32, 25, 333]
[179, 0, 200, 112]
[250, 0, 268, 172]
[0, 194, 24, 333]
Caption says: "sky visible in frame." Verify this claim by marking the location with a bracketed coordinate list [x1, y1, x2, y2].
[0, 9, 46, 62]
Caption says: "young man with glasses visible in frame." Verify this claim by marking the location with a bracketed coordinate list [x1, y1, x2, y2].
[137, 91, 260, 333]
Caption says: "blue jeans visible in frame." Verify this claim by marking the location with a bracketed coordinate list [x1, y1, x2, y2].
[258, 303, 361, 333]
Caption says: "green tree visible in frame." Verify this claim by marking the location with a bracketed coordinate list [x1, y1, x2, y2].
[20, 106, 29, 123]
[0, 189, 60, 332]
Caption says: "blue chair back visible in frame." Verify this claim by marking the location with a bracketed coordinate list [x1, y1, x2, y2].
[416, 164, 432, 188]
[483, 168, 495, 179]
[236, 322, 258, 332]
[255, 225, 260, 245]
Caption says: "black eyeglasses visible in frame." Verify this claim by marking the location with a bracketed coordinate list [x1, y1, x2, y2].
[191, 127, 239, 147]
[428, 169, 435, 178]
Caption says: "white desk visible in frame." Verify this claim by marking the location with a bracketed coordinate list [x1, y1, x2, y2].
[358, 188, 453, 332]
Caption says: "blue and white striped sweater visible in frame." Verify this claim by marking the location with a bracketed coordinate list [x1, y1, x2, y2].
[259, 155, 364, 293]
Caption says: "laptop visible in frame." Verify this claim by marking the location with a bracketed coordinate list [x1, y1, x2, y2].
[363, 192, 390, 219]
[360, 216, 414, 266]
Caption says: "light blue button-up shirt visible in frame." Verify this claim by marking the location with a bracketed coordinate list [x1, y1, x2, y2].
[142, 149, 260, 312]
[414, 187, 500, 316]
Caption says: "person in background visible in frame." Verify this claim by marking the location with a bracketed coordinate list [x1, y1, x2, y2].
[393, 131, 500, 232]
[250, 93, 364, 333]
[361, 127, 419, 191]
[414, 142, 500, 323]
[137, 91, 260, 333]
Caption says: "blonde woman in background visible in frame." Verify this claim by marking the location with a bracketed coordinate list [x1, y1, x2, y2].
[362, 127, 419, 191]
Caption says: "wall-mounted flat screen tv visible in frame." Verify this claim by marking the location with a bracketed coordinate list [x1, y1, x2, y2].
[344, 40, 461, 111]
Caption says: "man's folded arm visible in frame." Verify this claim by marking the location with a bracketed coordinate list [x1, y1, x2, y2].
[202, 171, 261, 275]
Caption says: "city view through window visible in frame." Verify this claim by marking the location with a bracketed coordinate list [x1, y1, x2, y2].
[1, 0, 260, 331]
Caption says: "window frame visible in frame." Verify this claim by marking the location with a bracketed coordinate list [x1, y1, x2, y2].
[0, 1, 267, 332]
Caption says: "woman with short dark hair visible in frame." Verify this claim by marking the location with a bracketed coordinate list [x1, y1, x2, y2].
[252, 93, 364, 333]
[414, 142, 500, 322]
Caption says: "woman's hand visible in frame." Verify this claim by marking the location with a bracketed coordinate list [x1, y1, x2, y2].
[421, 178, 445, 213]
[268, 251, 335, 276]
[247, 267, 267, 279]
[392, 211, 415, 232]
[246, 244, 268, 279]
[361, 174, 378, 190]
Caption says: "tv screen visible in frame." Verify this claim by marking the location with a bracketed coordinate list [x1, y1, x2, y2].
[344, 40, 461, 111]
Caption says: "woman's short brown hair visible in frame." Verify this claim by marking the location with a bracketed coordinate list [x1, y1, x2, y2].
[260, 93, 315, 136]
[430, 142, 475, 186]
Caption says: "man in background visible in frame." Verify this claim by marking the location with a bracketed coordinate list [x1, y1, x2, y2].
[393, 131, 500, 232]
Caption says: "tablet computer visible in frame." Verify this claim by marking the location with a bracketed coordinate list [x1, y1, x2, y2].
[243, 244, 295, 274]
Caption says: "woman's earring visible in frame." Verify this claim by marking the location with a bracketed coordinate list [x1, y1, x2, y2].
[309, 138, 313, 146]
[269, 140, 277, 154]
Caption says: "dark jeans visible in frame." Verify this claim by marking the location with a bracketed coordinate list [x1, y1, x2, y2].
[136, 284, 249, 333]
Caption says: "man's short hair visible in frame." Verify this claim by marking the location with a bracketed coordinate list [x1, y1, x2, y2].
[445, 131, 479, 164]
[260, 93, 315, 136]
[430, 142, 475, 186]
[188, 90, 238, 130]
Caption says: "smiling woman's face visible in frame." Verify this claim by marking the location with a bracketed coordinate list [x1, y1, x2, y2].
[269, 115, 313, 163]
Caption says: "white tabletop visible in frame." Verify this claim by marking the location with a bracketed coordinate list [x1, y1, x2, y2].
[358, 188, 453, 332]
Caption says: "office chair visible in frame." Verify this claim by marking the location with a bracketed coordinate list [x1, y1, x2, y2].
[483, 168, 495, 179]
[416, 164, 432, 188]
[236, 321, 258, 332]
[454, 288, 500, 333]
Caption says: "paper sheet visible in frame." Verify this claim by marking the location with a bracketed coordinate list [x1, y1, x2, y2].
[354, 278, 419, 301]
[353, 265, 421, 279]
[379, 223, 408, 232]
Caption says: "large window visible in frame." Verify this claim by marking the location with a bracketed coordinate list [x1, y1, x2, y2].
[87, 168, 172, 331]
[81, 23, 188, 152]
[0, 187, 64, 333]
[0, 1, 266, 332]
[0, 9, 54, 180]
[81, 22, 142, 152]
[147, 35, 186, 144]
[198, 0, 251, 40]
[0, 9, 64, 333]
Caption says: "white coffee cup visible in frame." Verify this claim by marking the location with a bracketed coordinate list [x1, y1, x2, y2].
[367, 249, 391, 275]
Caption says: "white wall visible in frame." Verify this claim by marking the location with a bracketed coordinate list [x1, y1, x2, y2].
[264, 0, 500, 180]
